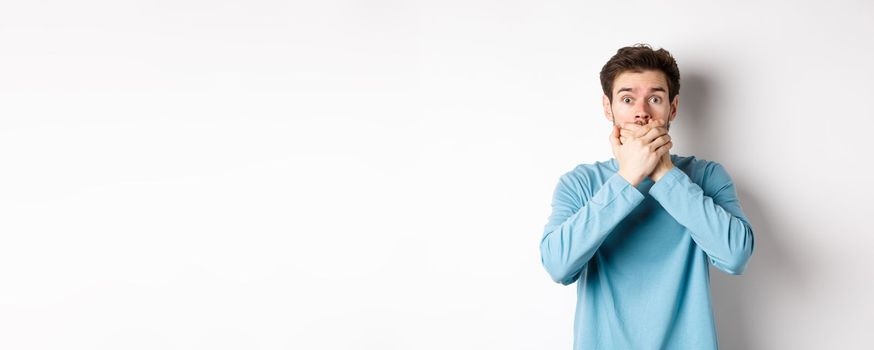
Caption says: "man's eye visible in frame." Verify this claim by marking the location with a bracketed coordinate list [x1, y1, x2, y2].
[623, 97, 632, 103]
[650, 96, 661, 103]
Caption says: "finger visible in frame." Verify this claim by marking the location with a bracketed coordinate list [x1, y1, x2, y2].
[636, 124, 654, 138]
[609, 125, 621, 148]
[621, 123, 646, 138]
[626, 122, 655, 137]
[619, 129, 633, 138]
[655, 140, 673, 155]
[622, 122, 642, 132]
[643, 120, 666, 137]
[648, 134, 671, 150]
[641, 126, 669, 143]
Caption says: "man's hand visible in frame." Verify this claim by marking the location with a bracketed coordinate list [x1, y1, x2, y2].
[649, 141, 675, 182]
[610, 120, 673, 186]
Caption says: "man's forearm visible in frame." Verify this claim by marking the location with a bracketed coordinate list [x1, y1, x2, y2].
[647, 165, 755, 275]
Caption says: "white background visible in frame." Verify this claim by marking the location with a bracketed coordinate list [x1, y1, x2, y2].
[1, 0, 872, 349]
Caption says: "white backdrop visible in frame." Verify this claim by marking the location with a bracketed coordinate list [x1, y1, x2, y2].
[1, 1, 872, 349]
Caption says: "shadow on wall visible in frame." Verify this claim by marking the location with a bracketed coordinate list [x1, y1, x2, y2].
[680, 71, 809, 350]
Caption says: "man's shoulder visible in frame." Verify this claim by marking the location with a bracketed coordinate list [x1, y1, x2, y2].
[673, 154, 736, 193]
[550, 159, 617, 201]
[674, 154, 729, 175]
[560, 158, 617, 182]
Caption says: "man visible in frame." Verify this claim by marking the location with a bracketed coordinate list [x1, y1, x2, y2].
[539, 44, 755, 349]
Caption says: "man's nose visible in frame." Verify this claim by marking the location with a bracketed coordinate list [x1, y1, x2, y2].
[634, 106, 651, 123]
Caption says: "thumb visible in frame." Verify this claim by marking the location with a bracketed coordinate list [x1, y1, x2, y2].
[609, 125, 621, 148]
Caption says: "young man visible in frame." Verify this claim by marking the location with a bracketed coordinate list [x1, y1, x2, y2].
[539, 44, 755, 349]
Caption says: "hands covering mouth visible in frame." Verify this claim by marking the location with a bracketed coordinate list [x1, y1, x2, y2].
[610, 119, 675, 186]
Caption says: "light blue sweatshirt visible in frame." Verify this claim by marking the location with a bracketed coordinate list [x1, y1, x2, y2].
[539, 154, 754, 350]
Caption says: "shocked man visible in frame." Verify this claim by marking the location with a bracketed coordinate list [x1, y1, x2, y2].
[539, 44, 755, 349]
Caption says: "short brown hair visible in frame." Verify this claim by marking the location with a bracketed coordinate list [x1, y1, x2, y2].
[600, 43, 680, 104]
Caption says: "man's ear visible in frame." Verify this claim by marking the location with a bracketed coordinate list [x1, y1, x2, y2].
[669, 95, 679, 122]
[602, 94, 613, 122]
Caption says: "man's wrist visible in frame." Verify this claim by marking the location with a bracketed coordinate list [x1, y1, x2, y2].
[618, 170, 643, 187]
[651, 164, 674, 182]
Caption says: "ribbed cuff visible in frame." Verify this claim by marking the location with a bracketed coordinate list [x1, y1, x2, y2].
[649, 166, 686, 199]
[591, 172, 646, 208]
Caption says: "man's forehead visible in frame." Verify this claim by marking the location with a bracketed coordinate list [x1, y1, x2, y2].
[613, 70, 668, 93]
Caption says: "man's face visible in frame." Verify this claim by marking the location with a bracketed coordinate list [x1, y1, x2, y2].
[602, 69, 678, 129]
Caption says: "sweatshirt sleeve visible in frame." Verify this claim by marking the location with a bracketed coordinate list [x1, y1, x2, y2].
[539, 172, 646, 285]
[648, 163, 755, 275]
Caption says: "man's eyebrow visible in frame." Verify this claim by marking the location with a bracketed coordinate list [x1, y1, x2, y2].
[616, 87, 667, 94]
